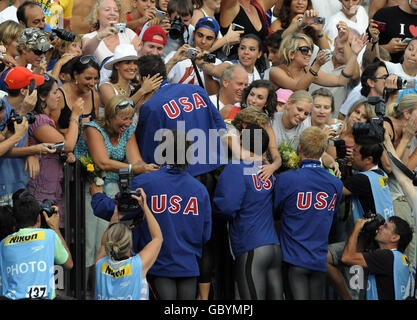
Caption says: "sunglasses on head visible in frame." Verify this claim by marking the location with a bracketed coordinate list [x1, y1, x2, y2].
[117, 100, 134, 109]
[32, 49, 47, 56]
[297, 46, 312, 55]
[80, 55, 98, 64]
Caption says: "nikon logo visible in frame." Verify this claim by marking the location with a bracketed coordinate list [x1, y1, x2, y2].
[101, 262, 132, 279]
[4, 231, 45, 246]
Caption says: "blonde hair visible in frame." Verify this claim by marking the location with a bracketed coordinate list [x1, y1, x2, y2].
[95, 95, 134, 135]
[87, 0, 126, 30]
[105, 223, 132, 260]
[299, 126, 328, 159]
[278, 33, 314, 66]
[287, 90, 313, 106]
[0, 20, 23, 47]
[388, 94, 417, 119]
[342, 99, 376, 132]
[232, 106, 270, 131]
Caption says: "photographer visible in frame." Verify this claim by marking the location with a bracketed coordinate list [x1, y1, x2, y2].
[165, 17, 223, 92]
[0, 111, 28, 157]
[327, 121, 395, 300]
[0, 191, 73, 299]
[95, 188, 162, 300]
[0, 67, 55, 206]
[341, 216, 413, 300]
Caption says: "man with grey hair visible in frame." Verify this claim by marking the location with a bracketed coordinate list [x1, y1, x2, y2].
[209, 64, 248, 113]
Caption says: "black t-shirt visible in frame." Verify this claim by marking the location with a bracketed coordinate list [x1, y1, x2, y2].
[372, 6, 417, 63]
[343, 169, 386, 215]
[363, 249, 395, 300]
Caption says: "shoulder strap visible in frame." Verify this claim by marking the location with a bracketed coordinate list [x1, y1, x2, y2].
[190, 59, 204, 89]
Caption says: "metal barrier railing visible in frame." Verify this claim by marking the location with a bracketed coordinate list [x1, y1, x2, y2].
[63, 160, 86, 299]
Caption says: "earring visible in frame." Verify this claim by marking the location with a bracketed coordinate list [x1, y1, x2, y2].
[75, 80, 79, 85]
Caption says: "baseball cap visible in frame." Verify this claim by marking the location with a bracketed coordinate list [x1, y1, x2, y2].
[4, 67, 45, 90]
[142, 25, 167, 46]
[18, 27, 53, 52]
[276, 88, 293, 104]
[195, 17, 220, 37]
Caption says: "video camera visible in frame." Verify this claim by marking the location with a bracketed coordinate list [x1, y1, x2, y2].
[6, 109, 36, 133]
[352, 96, 386, 145]
[169, 16, 186, 40]
[115, 168, 141, 214]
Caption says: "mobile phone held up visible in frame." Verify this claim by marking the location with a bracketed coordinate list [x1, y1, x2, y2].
[29, 78, 36, 95]
[48, 142, 65, 152]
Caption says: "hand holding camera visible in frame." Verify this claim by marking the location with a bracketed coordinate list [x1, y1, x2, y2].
[97, 25, 118, 41]
[131, 188, 147, 209]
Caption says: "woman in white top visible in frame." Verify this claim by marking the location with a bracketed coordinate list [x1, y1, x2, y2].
[82, 0, 142, 66]
[384, 38, 417, 83]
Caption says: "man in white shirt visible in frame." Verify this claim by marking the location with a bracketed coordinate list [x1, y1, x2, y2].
[165, 17, 223, 90]
[0, 0, 25, 24]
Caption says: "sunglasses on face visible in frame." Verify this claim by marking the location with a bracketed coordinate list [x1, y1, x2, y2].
[80, 55, 98, 64]
[117, 100, 134, 109]
[297, 46, 312, 55]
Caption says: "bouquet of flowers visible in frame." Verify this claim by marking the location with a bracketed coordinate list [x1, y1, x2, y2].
[279, 141, 300, 170]
[79, 154, 106, 186]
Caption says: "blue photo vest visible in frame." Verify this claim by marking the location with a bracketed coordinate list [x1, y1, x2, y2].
[95, 254, 148, 300]
[352, 170, 394, 222]
[367, 250, 413, 300]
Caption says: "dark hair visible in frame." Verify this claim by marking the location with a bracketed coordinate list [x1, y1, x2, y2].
[71, 56, 99, 80]
[158, 129, 192, 170]
[241, 123, 269, 155]
[16, 1, 38, 26]
[137, 55, 167, 80]
[240, 33, 263, 52]
[167, 0, 193, 16]
[13, 191, 41, 229]
[389, 216, 413, 253]
[264, 31, 282, 50]
[242, 79, 277, 119]
[0, 205, 16, 241]
[60, 56, 79, 75]
[34, 75, 57, 115]
[355, 142, 383, 165]
[360, 60, 387, 97]
[277, 0, 313, 29]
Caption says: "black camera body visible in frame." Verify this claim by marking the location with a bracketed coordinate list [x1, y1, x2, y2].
[50, 28, 77, 42]
[328, 138, 346, 159]
[169, 16, 186, 40]
[358, 211, 386, 251]
[6, 109, 36, 133]
[39, 199, 56, 216]
[115, 168, 140, 214]
[203, 53, 216, 63]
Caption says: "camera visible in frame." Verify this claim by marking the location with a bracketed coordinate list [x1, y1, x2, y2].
[358, 211, 385, 251]
[169, 16, 186, 40]
[6, 109, 36, 133]
[49, 28, 77, 42]
[203, 53, 216, 63]
[156, 9, 166, 19]
[39, 199, 57, 216]
[113, 23, 126, 33]
[328, 138, 346, 159]
[396, 76, 415, 90]
[352, 96, 385, 144]
[314, 16, 325, 24]
[232, 23, 245, 31]
[185, 47, 197, 59]
[115, 168, 141, 214]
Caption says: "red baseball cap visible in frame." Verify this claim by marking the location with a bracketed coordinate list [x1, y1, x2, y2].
[142, 26, 167, 46]
[4, 67, 45, 90]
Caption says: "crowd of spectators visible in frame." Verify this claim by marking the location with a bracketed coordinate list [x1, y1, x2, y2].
[0, 0, 417, 301]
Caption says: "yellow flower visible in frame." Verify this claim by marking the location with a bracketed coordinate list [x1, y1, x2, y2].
[87, 163, 94, 172]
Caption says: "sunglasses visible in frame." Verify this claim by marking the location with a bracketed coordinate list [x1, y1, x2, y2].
[297, 46, 312, 55]
[117, 100, 134, 109]
[32, 49, 47, 56]
[80, 55, 98, 64]
[375, 74, 389, 80]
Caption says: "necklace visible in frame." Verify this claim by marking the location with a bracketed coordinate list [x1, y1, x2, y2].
[114, 83, 131, 97]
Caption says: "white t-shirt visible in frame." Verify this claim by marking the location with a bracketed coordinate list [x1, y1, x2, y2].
[0, 6, 17, 24]
[167, 56, 222, 87]
[324, 6, 369, 49]
[209, 94, 240, 111]
[312, 0, 342, 21]
[82, 28, 137, 66]
[385, 61, 417, 83]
